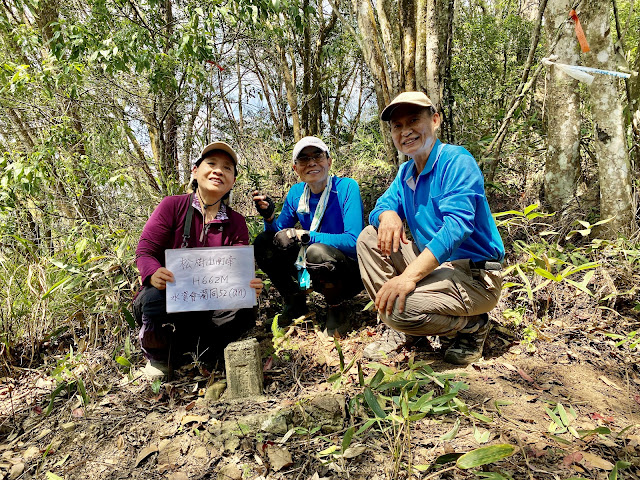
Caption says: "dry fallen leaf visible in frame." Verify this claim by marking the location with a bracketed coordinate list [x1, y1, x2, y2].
[180, 414, 208, 426]
[263, 356, 274, 371]
[218, 463, 242, 480]
[342, 444, 367, 459]
[517, 369, 534, 383]
[562, 451, 583, 466]
[266, 445, 293, 472]
[590, 412, 614, 423]
[528, 446, 546, 458]
[167, 473, 189, 480]
[134, 445, 158, 468]
[598, 376, 622, 391]
[580, 451, 614, 470]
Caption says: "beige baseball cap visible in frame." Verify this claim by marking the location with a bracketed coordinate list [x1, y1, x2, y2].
[198, 141, 238, 165]
[292, 136, 330, 162]
[380, 91, 435, 121]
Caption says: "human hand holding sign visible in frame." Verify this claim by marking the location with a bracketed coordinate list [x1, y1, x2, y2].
[377, 211, 409, 256]
[151, 267, 174, 290]
[249, 278, 263, 298]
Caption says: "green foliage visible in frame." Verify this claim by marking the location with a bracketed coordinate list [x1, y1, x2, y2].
[545, 402, 579, 437]
[604, 329, 639, 351]
[341, 355, 471, 477]
[452, 2, 537, 144]
[46, 347, 92, 415]
[456, 444, 516, 469]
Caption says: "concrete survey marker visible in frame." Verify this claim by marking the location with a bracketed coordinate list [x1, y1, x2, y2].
[224, 338, 264, 399]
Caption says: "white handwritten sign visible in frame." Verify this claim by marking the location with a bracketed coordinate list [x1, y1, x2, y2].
[165, 246, 256, 313]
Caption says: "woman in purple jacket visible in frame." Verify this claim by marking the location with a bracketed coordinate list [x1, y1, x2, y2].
[133, 142, 263, 377]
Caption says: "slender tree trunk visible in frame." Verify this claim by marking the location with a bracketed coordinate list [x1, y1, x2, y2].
[374, 0, 399, 93]
[423, 0, 441, 107]
[415, 0, 427, 91]
[69, 103, 101, 223]
[543, 0, 581, 212]
[301, 0, 311, 135]
[399, 0, 416, 90]
[629, 33, 640, 168]
[248, 50, 286, 138]
[350, 0, 396, 163]
[6, 107, 35, 150]
[182, 91, 203, 184]
[158, 0, 179, 191]
[123, 121, 161, 194]
[583, 0, 636, 236]
[276, 43, 302, 141]
[236, 48, 244, 133]
[351, 0, 391, 105]
[142, 109, 163, 173]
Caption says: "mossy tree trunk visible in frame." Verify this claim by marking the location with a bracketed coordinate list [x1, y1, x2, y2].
[543, 0, 581, 212]
[583, 0, 636, 236]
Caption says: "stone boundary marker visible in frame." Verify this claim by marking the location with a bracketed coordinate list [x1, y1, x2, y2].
[224, 338, 263, 399]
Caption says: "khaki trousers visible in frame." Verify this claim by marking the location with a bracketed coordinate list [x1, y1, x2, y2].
[356, 225, 502, 336]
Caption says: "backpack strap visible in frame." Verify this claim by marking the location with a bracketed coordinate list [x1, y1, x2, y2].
[181, 194, 195, 248]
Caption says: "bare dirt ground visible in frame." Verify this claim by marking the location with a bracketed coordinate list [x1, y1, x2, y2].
[1, 288, 639, 480]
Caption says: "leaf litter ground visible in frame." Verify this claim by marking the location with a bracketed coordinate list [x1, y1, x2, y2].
[1, 287, 639, 480]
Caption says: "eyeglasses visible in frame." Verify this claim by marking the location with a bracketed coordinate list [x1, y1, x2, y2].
[295, 152, 326, 165]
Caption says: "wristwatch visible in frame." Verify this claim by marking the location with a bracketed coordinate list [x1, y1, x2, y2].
[299, 231, 311, 245]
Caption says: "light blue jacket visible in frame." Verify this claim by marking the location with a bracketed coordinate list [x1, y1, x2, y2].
[265, 177, 364, 259]
[369, 140, 505, 264]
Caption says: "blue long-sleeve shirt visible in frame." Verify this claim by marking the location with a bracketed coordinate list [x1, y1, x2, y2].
[265, 177, 364, 259]
[369, 140, 505, 264]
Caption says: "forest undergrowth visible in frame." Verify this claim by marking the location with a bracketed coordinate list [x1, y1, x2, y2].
[1, 147, 639, 479]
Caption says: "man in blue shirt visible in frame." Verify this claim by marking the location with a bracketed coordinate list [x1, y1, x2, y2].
[357, 92, 505, 364]
[253, 136, 364, 336]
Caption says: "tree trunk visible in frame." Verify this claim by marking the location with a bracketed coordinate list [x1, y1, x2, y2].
[415, 0, 427, 91]
[423, 0, 441, 107]
[6, 107, 35, 150]
[236, 48, 244, 133]
[350, 0, 396, 163]
[123, 121, 161, 194]
[399, 0, 416, 90]
[301, 0, 312, 135]
[182, 91, 203, 184]
[629, 33, 640, 168]
[69, 103, 101, 224]
[158, 0, 179, 191]
[276, 43, 302, 141]
[543, 0, 581, 212]
[351, 0, 391, 105]
[583, 0, 636, 236]
[374, 0, 400, 94]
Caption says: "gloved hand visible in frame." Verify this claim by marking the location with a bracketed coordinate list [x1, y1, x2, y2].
[252, 191, 275, 219]
[273, 228, 299, 250]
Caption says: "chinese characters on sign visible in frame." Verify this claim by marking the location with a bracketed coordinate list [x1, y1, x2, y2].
[165, 246, 256, 313]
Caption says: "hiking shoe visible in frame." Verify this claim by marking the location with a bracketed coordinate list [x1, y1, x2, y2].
[141, 359, 170, 379]
[325, 305, 351, 338]
[363, 327, 412, 360]
[435, 334, 456, 351]
[444, 314, 491, 365]
[279, 294, 309, 327]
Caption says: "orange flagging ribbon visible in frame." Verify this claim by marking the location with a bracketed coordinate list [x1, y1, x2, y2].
[570, 9, 590, 53]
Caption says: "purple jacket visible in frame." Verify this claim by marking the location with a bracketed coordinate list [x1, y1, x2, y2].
[136, 194, 249, 286]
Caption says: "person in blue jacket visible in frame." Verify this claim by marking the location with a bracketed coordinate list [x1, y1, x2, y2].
[357, 92, 505, 364]
[253, 136, 364, 336]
